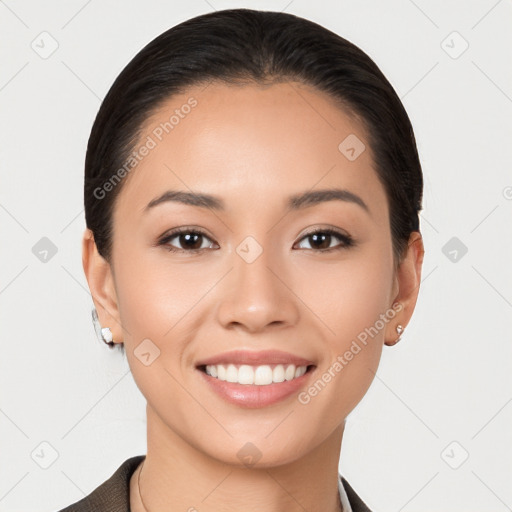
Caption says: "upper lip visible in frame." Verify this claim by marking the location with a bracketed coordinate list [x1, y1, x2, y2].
[195, 349, 315, 367]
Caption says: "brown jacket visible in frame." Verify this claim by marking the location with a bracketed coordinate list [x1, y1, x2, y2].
[57, 455, 373, 512]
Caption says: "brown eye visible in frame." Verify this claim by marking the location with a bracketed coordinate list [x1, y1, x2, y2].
[158, 229, 217, 253]
[295, 229, 354, 252]
[174, 232, 204, 250]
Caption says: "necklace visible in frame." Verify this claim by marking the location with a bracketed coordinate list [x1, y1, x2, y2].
[137, 460, 344, 512]
[137, 460, 150, 512]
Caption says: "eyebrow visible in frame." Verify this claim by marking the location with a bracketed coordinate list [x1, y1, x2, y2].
[144, 188, 370, 214]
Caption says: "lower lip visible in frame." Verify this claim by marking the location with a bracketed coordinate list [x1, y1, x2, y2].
[196, 366, 316, 408]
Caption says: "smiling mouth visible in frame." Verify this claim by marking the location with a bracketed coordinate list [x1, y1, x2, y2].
[197, 363, 316, 386]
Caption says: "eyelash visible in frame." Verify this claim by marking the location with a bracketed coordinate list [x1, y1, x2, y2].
[157, 227, 355, 254]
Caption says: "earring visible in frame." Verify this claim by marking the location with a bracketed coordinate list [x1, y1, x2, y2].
[101, 327, 113, 344]
[386, 324, 404, 346]
[91, 306, 116, 349]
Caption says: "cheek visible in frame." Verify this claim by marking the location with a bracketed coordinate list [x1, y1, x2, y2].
[293, 245, 392, 408]
[300, 262, 389, 424]
[114, 248, 210, 341]
[294, 248, 394, 339]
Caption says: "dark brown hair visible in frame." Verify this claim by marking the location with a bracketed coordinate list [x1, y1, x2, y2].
[84, 8, 423, 350]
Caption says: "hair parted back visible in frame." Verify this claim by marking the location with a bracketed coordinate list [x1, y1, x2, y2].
[85, 7, 423, 277]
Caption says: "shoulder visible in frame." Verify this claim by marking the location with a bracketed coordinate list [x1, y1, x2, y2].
[56, 456, 374, 512]
[341, 475, 375, 512]
[56, 454, 145, 512]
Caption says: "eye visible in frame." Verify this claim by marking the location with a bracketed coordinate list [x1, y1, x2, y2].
[158, 228, 218, 253]
[294, 228, 354, 253]
[157, 227, 354, 254]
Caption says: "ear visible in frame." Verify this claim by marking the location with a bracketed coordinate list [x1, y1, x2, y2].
[82, 228, 123, 345]
[385, 231, 425, 346]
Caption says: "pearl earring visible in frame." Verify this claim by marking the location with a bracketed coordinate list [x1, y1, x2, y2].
[101, 327, 113, 344]
[385, 324, 405, 346]
[91, 306, 116, 349]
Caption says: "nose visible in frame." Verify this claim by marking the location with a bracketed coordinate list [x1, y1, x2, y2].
[215, 243, 300, 334]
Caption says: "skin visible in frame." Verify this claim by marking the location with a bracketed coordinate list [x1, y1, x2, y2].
[82, 81, 424, 512]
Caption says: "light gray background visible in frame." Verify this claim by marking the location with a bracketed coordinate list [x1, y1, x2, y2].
[1, 1, 511, 511]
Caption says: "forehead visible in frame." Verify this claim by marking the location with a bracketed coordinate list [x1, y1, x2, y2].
[113, 81, 388, 224]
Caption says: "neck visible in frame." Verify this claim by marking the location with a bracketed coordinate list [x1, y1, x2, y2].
[131, 404, 346, 512]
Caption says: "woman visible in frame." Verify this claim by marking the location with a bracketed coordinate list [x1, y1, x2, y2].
[59, 8, 424, 512]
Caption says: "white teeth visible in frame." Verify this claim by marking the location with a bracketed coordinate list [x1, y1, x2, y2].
[204, 363, 309, 385]
[254, 365, 273, 385]
[226, 364, 238, 383]
[239, 365, 255, 384]
[285, 364, 295, 381]
[295, 365, 307, 378]
[273, 365, 285, 383]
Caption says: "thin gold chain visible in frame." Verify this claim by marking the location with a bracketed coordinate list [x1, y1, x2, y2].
[137, 459, 344, 512]
[137, 460, 150, 512]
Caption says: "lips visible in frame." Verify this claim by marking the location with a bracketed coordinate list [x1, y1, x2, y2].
[195, 349, 316, 368]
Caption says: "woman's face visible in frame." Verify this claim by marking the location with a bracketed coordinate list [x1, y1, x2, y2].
[91, 81, 418, 466]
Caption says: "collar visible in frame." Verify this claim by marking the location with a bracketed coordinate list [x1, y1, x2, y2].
[338, 473, 354, 512]
[57, 455, 372, 512]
